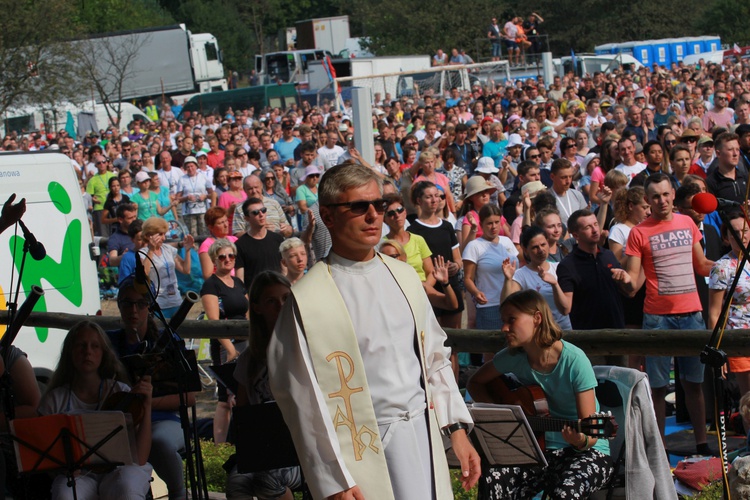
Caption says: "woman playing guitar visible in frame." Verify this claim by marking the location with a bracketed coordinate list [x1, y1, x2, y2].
[467, 290, 613, 499]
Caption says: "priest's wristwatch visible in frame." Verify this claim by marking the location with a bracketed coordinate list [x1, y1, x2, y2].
[441, 422, 469, 437]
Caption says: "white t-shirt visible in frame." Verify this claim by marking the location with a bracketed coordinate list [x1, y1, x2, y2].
[608, 222, 632, 249]
[504, 22, 518, 40]
[178, 173, 212, 215]
[614, 161, 646, 184]
[317, 145, 345, 169]
[158, 167, 183, 195]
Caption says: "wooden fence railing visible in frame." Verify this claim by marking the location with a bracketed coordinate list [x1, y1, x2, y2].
[3, 312, 749, 356]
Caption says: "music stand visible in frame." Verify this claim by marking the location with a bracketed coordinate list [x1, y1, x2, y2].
[446, 404, 547, 469]
[232, 403, 299, 473]
[120, 350, 202, 397]
[9, 413, 136, 500]
[208, 363, 239, 396]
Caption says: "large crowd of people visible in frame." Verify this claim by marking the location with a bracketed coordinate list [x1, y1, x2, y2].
[4, 25, 750, 497]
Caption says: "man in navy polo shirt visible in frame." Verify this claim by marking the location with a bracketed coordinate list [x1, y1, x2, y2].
[557, 210, 634, 357]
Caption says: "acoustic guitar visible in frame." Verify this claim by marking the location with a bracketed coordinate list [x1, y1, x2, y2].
[484, 374, 618, 450]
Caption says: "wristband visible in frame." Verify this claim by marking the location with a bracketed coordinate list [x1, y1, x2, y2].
[441, 281, 450, 287]
[442, 422, 469, 437]
[574, 435, 589, 452]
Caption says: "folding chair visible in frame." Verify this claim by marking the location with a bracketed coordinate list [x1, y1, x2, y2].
[591, 365, 678, 500]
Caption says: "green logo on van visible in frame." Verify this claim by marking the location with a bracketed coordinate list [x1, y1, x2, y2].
[8, 181, 83, 342]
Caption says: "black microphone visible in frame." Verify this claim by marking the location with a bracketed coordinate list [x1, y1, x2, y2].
[134, 250, 151, 295]
[18, 220, 46, 260]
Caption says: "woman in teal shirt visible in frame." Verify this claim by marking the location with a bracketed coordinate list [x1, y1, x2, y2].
[467, 290, 613, 499]
[131, 171, 174, 220]
[295, 165, 320, 231]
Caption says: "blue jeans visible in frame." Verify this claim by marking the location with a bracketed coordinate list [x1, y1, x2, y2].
[643, 311, 705, 388]
[150, 419, 186, 499]
[491, 42, 502, 57]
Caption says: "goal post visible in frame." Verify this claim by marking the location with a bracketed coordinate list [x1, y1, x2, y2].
[329, 61, 512, 106]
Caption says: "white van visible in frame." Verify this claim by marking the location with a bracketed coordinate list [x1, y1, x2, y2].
[0, 101, 152, 138]
[0, 152, 101, 380]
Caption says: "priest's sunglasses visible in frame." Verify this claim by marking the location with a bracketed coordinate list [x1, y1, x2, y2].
[325, 199, 388, 215]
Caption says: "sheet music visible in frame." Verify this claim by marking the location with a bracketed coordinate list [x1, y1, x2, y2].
[471, 404, 547, 467]
[10, 411, 135, 472]
[73, 411, 136, 466]
[446, 404, 547, 468]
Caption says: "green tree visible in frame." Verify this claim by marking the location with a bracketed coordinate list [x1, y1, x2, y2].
[0, 0, 85, 116]
[696, 0, 750, 46]
[174, 0, 254, 72]
[77, 0, 174, 33]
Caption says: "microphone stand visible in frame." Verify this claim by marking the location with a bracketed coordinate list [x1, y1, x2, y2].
[139, 253, 207, 500]
[700, 207, 750, 500]
[1, 222, 42, 424]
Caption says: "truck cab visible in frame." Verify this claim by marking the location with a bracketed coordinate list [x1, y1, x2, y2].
[255, 49, 332, 86]
[188, 32, 225, 85]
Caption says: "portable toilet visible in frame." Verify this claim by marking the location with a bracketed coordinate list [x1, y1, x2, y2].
[701, 36, 722, 52]
[618, 41, 636, 58]
[595, 43, 616, 55]
[669, 38, 688, 64]
[684, 37, 704, 56]
[632, 41, 653, 66]
[652, 39, 671, 66]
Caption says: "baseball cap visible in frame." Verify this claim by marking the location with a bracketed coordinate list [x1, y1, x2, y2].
[183, 156, 198, 165]
[135, 171, 151, 183]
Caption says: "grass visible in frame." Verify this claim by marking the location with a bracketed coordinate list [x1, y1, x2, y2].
[196, 441, 479, 497]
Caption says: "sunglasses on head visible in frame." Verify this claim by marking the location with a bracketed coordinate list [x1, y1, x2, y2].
[327, 199, 388, 215]
[217, 253, 236, 261]
[249, 207, 268, 216]
[386, 206, 406, 217]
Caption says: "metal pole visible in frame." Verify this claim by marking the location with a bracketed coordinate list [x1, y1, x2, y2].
[351, 87, 374, 166]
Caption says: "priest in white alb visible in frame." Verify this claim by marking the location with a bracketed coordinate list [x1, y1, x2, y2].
[268, 163, 480, 499]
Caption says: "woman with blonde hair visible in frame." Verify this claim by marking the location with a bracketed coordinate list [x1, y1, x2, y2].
[139, 217, 194, 319]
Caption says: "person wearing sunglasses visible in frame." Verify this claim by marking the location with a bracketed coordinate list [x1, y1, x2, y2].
[268, 162, 480, 500]
[703, 90, 735, 132]
[382, 193, 435, 285]
[235, 198, 284, 289]
[200, 238, 248, 443]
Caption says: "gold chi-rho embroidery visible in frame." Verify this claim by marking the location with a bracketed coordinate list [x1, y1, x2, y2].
[326, 351, 380, 460]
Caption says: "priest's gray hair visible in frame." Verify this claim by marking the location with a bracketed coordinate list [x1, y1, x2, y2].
[319, 161, 383, 206]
